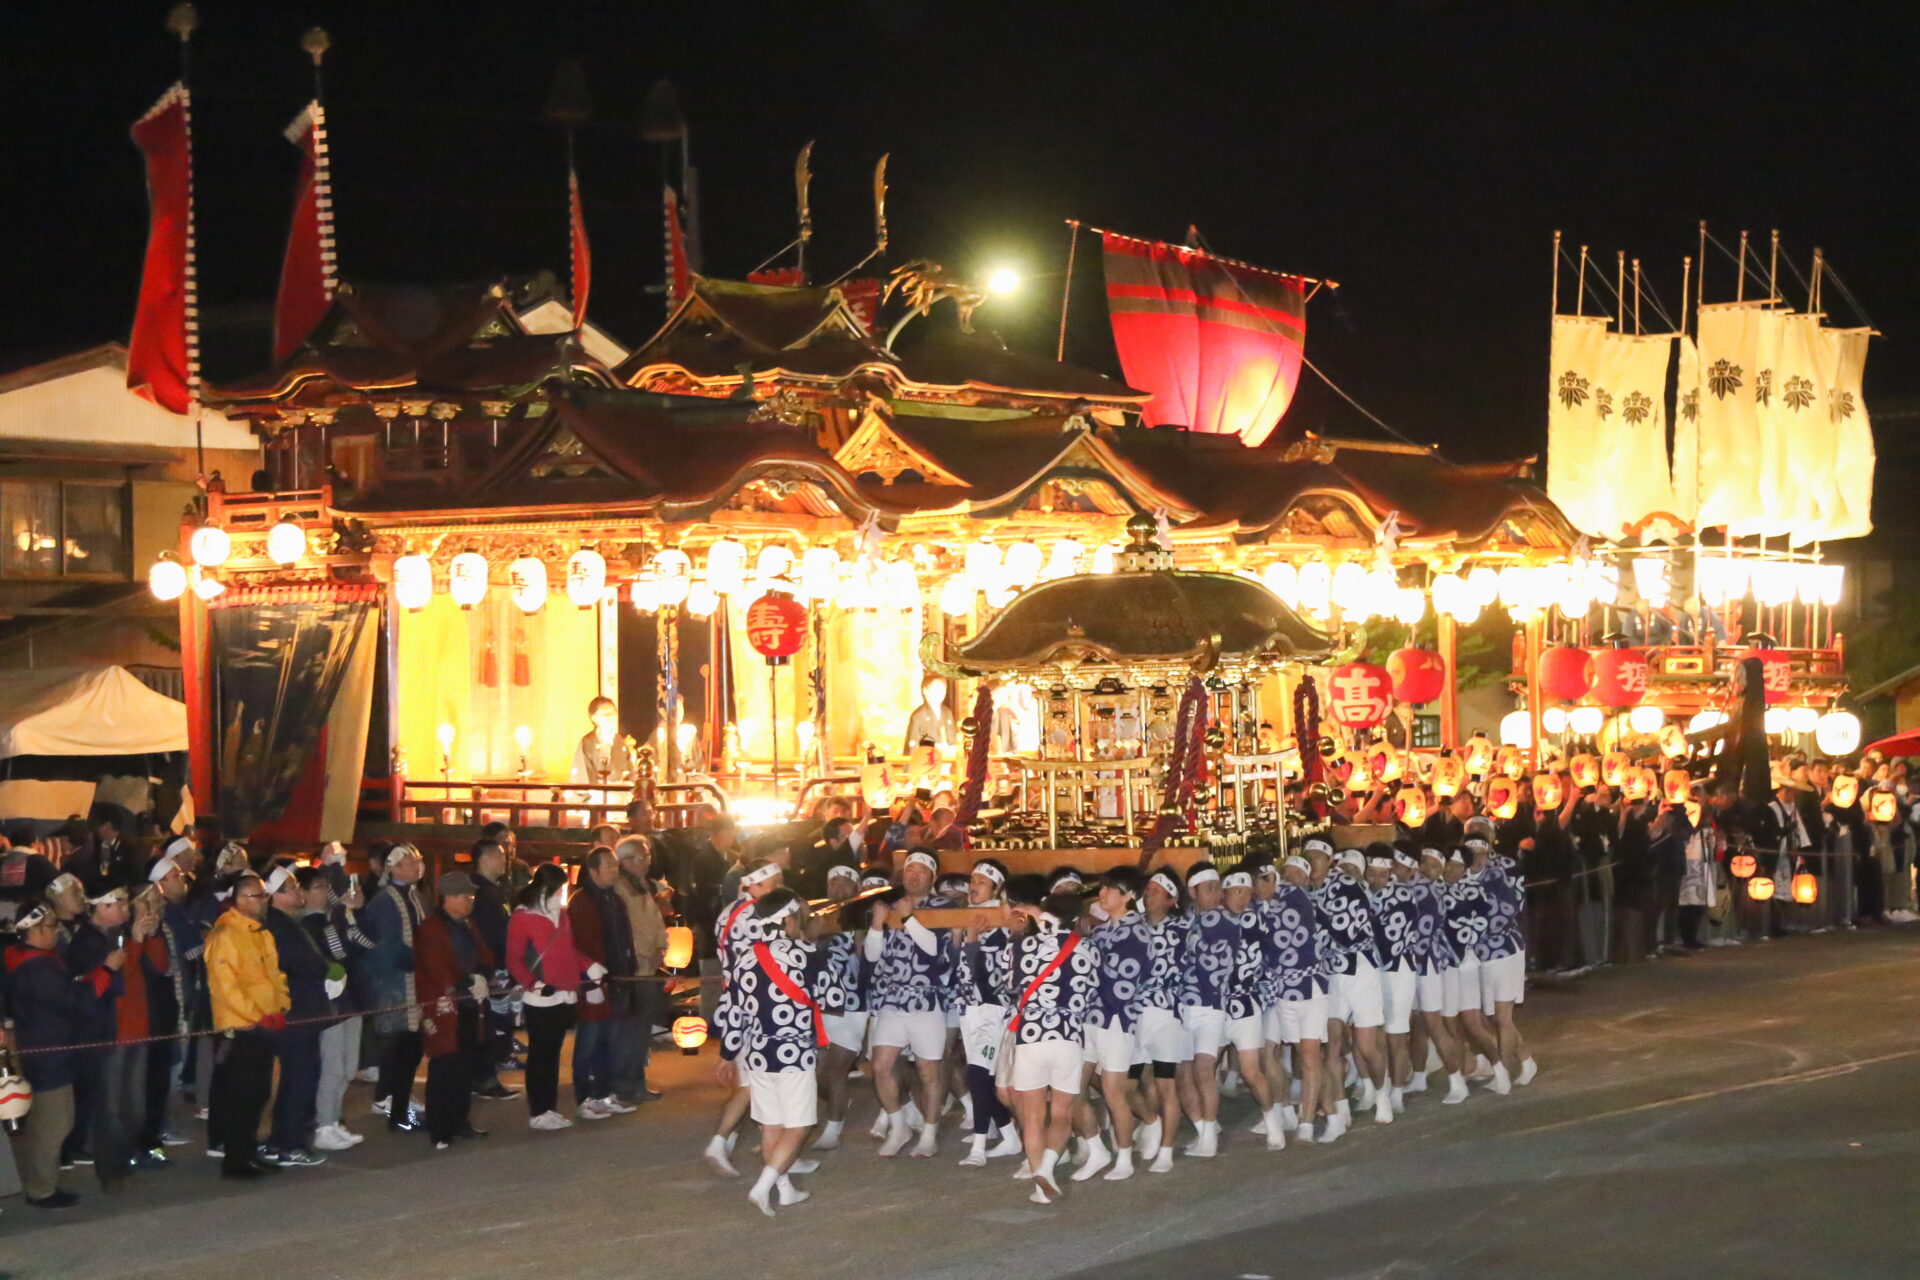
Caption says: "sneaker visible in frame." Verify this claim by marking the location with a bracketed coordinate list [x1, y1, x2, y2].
[158, 1129, 192, 1147]
[278, 1148, 328, 1168]
[313, 1126, 357, 1152]
[530, 1110, 574, 1131]
[66, 1150, 95, 1167]
[372, 1097, 391, 1117]
[356, 1066, 380, 1082]
[598, 1095, 638, 1115]
[473, 1082, 522, 1102]
[205, 1145, 224, 1160]
[256, 1147, 283, 1164]
[578, 1098, 612, 1121]
[434, 1140, 452, 1151]
[133, 1148, 170, 1169]
[27, 1190, 81, 1209]
[193, 1106, 210, 1121]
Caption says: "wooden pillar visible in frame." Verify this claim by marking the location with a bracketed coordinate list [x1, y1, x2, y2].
[1525, 612, 1546, 770]
[180, 582, 214, 824]
[1437, 612, 1460, 749]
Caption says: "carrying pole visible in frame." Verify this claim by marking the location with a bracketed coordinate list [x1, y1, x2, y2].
[1576, 246, 1588, 317]
[1550, 229, 1562, 317]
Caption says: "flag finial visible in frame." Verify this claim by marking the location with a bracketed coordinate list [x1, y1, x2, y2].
[167, 3, 198, 39]
[303, 26, 331, 64]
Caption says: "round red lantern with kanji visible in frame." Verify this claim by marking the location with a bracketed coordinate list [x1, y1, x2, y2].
[1738, 647, 1792, 705]
[1387, 647, 1446, 705]
[1327, 662, 1393, 729]
[1590, 647, 1649, 707]
[1539, 646, 1595, 701]
[744, 592, 807, 660]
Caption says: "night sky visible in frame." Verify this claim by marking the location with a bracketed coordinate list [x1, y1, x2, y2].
[11, 1, 1917, 473]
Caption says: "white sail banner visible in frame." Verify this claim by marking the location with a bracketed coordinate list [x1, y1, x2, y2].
[1693, 303, 1768, 532]
[1817, 325, 1875, 539]
[1671, 335, 1700, 525]
[1763, 312, 1836, 541]
[1547, 315, 1677, 537]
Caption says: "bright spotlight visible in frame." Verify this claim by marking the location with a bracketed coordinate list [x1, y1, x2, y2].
[986, 267, 1020, 295]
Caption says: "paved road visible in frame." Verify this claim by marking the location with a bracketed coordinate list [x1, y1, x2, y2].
[4, 928, 1916, 1280]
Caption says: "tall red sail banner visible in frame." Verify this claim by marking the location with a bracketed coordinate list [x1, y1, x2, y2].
[663, 185, 691, 306]
[274, 102, 338, 363]
[570, 165, 592, 327]
[1101, 232, 1307, 447]
[127, 85, 195, 414]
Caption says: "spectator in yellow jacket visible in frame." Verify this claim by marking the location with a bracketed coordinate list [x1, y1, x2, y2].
[204, 873, 291, 1179]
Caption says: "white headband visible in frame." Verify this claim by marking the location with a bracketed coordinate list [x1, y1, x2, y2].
[1187, 866, 1221, 888]
[971, 861, 1005, 887]
[1448, 851, 1467, 865]
[319, 841, 348, 866]
[1464, 838, 1491, 854]
[1282, 854, 1310, 874]
[265, 866, 297, 895]
[741, 861, 782, 887]
[15, 903, 52, 931]
[48, 873, 80, 897]
[1255, 861, 1280, 880]
[1366, 856, 1393, 870]
[827, 864, 859, 884]
[1303, 838, 1333, 858]
[1420, 847, 1445, 863]
[1393, 851, 1420, 869]
[163, 835, 195, 859]
[905, 850, 939, 875]
[385, 844, 418, 866]
[1150, 872, 1182, 900]
[1221, 871, 1254, 890]
[1050, 875, 1082, 893]
[1336, 850, 1365, 872]
[88, 885, 129, 907]
[860, 875, 892, 890]
[761, 897, 801, 925]
[148, 855, 179, 883]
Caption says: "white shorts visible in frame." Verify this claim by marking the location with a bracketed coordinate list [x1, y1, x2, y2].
[1334, 960, 1385, 1030]
[1137, 1007, 1193, 1065]
[944, 1004, 962, 1031]
[1081, 1021, 1137, 1074]
[1381, 962, 1417, 1035]
[1479, 951, 1526, 1014]
[1008, 1037, 1084, 1094]
[1225, 1013, 1267, 1055]
[1276, 994, 1328, 1045]
[1261, 1003, 1285, 1044]
[872, 1008, 948, 1059]
[1416, 969, 1457, 1018]
[1179, 1005, 1227, 1059]
[745, 1066, 818, 1129]
[958, 1004, 1008, 1069]
[822, 1011, 870, 1054]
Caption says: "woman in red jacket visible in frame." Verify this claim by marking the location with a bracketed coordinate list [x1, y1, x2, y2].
[506, 863, 585, 1131]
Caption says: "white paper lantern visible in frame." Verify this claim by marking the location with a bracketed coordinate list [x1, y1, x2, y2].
[448, 553, 489, 608]
[800, 547, 841, 601]
[686, 580, 718, 617]
[189, 524, 231, 568]
[965, 538, 1001, 586]
[1762, 706, 1789, 736]
[938, 574, 973, 617]
[704, 539, 747, 595]
[266, 520, 307, 566]
[755, 544, 794, 583]
[1467, 565, 1501, 607]
[1627, 705, 1665, 735]
[1569, 705, 1604, 736]
[148, 556, 187, 602]
[1003, 540, 1043, 589]
[565, 549, 607, 608]
[835, 562, 875, 610]
[1430, 572, 1464, 616]
[1090, 542, 1119, 575]
[1811, 563, 1844, 608]
[1688, 709, 1728, 736]
[1365, 568, 1400, 619]
[393, 553, 434, 611]
[879, 560, 920, 611]
[1751, 561, 1795, 607]
[1632, 557, 1670, 607]
[1331, 561, 1369, 615]
[1499, 710, 1532, 748]
[1497, 564, 1531, 609]
[1394, 586, 1426, 626]
[652, 549, 692, 607]
[1044, 539, 1085, 580]
[1815, 710, 1861, 756]
[1541, 706, 1569, 735]
[629, 568, 660, 612]
[1784, 705, 1819, 735]
[983, 566, 1017, 609]
[509, 557, 548, 613]
[1262, 561, 1299, 608]
[1296, 559, 1332, 614]
[192, 573, 225, 601]
[1586, 559, 1620, 607]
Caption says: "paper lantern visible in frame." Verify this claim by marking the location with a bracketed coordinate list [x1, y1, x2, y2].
[1090, 542, 1119, 575]
[1569, 705, 1605, 737]
[1393, 587, 1427, 626]
[1331, 561, 1370, 616]
[1763, 707, 1790, 736]
[1815, 711, 1861, 757]
[938, 574, 973, 617]
[1632, 557, 1671, 607]
[1388, 648, 1447, 705]
[705, 539, 747, 594]
[1499, 710, 1532, 748]
[448, 552, 489, 608]
[878, 560, 921, 611]
[1591, 648, 1649, 707]
[393, 553, 433, 611]
[509, 557, 548, 613]
[1658, 724, 1689, 758]
[1462, 733, 1494, 777]
[1540, 706, 1568, 735]
[1540, 646, 1595, 702]
[1623, 767, 1652, 801]
[1570, 754, 1599, 788]
[1747, 875, 1775, 902]
[1792, 871, 1818, 905]
[1327, 663, 1394, 728]
[1003, 540, 1043, 588]
[1729, 852, 1756, 879]
[1534, 772, 1565, 809]
[1628, 705, 1665, 735]
[653, 549, 692, 607]
[1370, 743, 1404, 784]
[192, 574, 225, 601]
[672, 1016, 709, 1051]
[1738, 647, 1792, 705]
[800, 546, 841, 601]
[189, 523, 231, 568]
[1466, 565, 1501, 606]
[1868, 788, 1899, 823]
[965, 538, 1002, 586]
[1045, 539, 1085, 580]
[1663, 768, 1692, 805]
[1432, 754, 1466, 799]
[629, 568, 660, 613]
[1828, 774, 1859, 808]
[566, 549, 607, 608]
[148, 555, 187, 602]
[1687, 710, 1728, 737]
[1398, 788, 1430, 827]
[266, 520, 307, 566]
[662, 925, 694, 970]
[1346, 755, 1373, 791]
[755, 544, 795, 583]
[1296, 559, 1332, 614]
[1494, 745, 1526, 779]
[1487, 777, 1519, 821]
[1262, 560, 1298, 607]
[744, 592, 807, 659]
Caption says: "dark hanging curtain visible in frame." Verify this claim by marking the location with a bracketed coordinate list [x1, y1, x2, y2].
[210, 592, 377, 838]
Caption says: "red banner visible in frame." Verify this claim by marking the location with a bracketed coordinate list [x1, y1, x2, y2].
[273, 102, 336, 363]
[127, 85, 194, 414]
[570, 165, 592, 328]
[1101, 232, 1307, 447]
[664, 185, 691, 307]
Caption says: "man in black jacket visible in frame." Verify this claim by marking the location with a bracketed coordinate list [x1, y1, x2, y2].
[468, 841, 520, 1096]
[262, 864, 330, 1167]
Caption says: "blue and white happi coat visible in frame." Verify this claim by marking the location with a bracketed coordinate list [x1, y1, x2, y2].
[1179, 907, 1240, 1010]
[994, 922, 1096, 1046]
[1476, 861, 1527, 962]
[1410, 877, 1457, 971]
[1223, 908, 1271, 1021]
[1368, 880, 1428, 973]
[1140, 913, 1187, 1012]
[1087, 912, 1152, 1032]
[717, 917, 824, 1072]
[1262, 882, 1325, 1000]
[1317, 873, 1384, 971]
[868, 896, 955, 1013]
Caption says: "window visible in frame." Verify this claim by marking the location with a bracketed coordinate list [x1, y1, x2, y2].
[0, 480, 128, 579]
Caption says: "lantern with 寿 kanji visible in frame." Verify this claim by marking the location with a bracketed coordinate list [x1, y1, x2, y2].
[1792, 871, 1818, 904]
[1432, 754, 1466, 799]
[1533, 772, 1565, 809]
[1463, 733, 1494, 778]
[744, 592, 807, 662]
[1570, 754, 1600, 788]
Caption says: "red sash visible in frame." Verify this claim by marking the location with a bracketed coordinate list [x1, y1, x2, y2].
[753, 941, 829, 1047]
[1008, 933, 1080, 1033]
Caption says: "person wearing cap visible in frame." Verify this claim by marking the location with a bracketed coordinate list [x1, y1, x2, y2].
[1468, 837, 1537, 1090]
[865, 847, 954, 1159]
[702, 854, 788, 1175]
[97, 883, 175, 1179]
[1364, 845, 1425, 1117]
[611, 835, 670, 1104]
[953, 857, 1020, 1168]
[205, 872, 290, 1179]
[364, 844, 428, 1131]
[1321, 848, 1393, 1126]
[258, 863, 330, 1167]
[718, 887, 829, 1217]
[4, 903, 122, 1208]
[44, 873, 86, 953]
[154, 836, 217, 1128]
[1177, 861, 1237, 1157]
[995, 877, 1097, 1205]
[297, 864, 373, 1151]
[415, 870, 495, 1150]
[813, 862, 873, 1152]
[1131, 867, 1191, 1172]
[55, 883, 130, 1178]
[568, 846, 641, 1122]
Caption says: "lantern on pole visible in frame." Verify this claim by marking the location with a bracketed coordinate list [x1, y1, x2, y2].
[393, 553, 434, 611]
[1539, 646, 1595, 702]
[1327, 663, 1393, 729]
[1398, 787, 1430, 827]
[1814, 710, 1861, 757]
[744, 592, 807, 662]
[1828, 774, 1859, 808]
[1493, 746, 1526, 780]
[672, 1016, 709, 1053]
[1601, 750, 1629, 787]
[1590, 647, 1649, 707]
[1462, 732, 1494, 778]
[662, 926, 694, 970]
[1570, 754, 1599, 789]
[1533, 772, 1565, 810]
[1729, 852, 1756, 879]
[1663, 768, 1692, 805]
[1746, 875, 1775, 902]
[1867, 788, 1899, 824]
[448, 553, 489, 609]
[266, 520, 307, 566]
[509, 557, 548, 613]
[1431, 754, 1466, 799]
[565, 549, 607, 608]
[1486, 776, 1520, 821]
[1792, 870, 1818, 904]
[148, 553, 188, 602]
[1387, 647, 1446, 705]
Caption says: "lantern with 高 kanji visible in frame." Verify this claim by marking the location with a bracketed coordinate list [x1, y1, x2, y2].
[1534, 772, 1565, 809]
[1663, 768, 1692, 805]
[1387, 647, 1446, 705]
[1398, 787, 1430, 827]
[1792, 871, 1818, 904]
[1462, 733, 1494, 777]
[744, 592, 807, 661]
[1590, 646, 1649, 707]
[1487, 777, 1520, 820]
[1328, 663, 1394, 729]
[1540, 646, 1595, 702]
[1739, 646, 1792, 705]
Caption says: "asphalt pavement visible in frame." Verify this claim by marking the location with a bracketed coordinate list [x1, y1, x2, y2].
[3, 926, 1916, 1280]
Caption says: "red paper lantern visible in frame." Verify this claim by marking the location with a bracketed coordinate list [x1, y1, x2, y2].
[1539, 646, 1595, 702]
[1327, 662, 1394, 728]
[1590, 647, 1649, 707]
[1738, 647, 1792, 705]
[1387, 647, 1447, 705]
[744, 592, 807, 659]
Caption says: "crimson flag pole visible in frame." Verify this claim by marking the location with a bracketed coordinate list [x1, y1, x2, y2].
[273, 29, 339, 364]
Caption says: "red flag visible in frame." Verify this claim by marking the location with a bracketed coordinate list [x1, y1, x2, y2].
[1101, 232, 1308, 448]
[127, 85, 195, 414]
[569, 165, 591, 328]
[273, 102, 338, 363]
[664, 185, 691, 307]
[840, 279, 881, 336]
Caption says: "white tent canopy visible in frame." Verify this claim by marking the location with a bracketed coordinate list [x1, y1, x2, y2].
[0, 666, 188, 761]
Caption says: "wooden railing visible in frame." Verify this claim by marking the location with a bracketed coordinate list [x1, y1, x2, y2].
[361, 777, 730, 832]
